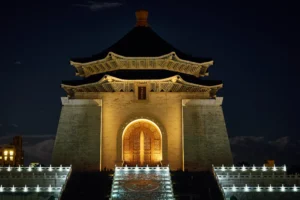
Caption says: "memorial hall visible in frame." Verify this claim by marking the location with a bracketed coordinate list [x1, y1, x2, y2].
[51, 9, 233, 172]
[1, 10, 299, 200]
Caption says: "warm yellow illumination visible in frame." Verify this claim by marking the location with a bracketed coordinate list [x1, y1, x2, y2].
[10, 156, 13, 161]
[122, 119, 162, 149]
[140, 131, 144, 166]
[4, 150, 8, 155]
[4, 156, 7, 161]
[9, 151, 14, 156]
[0, 156, 2, 159]
[122, 119, 163, 165]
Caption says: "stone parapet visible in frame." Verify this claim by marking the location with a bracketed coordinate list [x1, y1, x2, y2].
[61, 97, 102, 106]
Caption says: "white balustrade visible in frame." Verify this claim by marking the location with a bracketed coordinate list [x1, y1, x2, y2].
[223, 185, 300, 193]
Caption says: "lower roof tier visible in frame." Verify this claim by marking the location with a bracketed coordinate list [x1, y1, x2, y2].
[61, 70, 223, 97]
[63, 70, 221, 86]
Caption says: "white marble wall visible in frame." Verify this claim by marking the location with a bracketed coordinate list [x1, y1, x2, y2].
[183, 98, 233, 171]
[51, 98, 101, 171]
[52, 93, 233, 172]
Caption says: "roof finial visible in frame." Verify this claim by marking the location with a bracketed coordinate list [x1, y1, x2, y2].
[135, 10, 148, 27]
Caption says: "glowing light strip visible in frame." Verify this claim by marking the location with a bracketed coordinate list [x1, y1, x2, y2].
[0, 165, 71, 172]
[223, 185, 300, 192]
[115, 166, 169, 171]
[213, 164, 287, 172]
[0, 186, 62, 193]
[217, 174, 299, 179]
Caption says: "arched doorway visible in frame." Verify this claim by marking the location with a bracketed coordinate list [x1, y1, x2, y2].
[122, 119, 162, 166]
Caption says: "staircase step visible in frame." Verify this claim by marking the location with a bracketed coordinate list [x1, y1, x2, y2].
[111, 166, 174, 199]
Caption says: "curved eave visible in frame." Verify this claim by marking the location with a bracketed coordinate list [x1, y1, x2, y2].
[70, 52, 213, 78]
[61, 75, 222, 97]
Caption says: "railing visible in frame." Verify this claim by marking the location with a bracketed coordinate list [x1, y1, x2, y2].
[222, 185, 300, 193]
[59, 165, 72, 200]
[217, 174, 299, 180]
[0, 165, 71, 173]
[115, 165, 170, 171]
[0, 165, 72, 200]
[212, 165, 226, 200]
[213, 164, 300, 198]
[0, 185, 62, 193]
[0, 175, 68, 179]
[213, 165, 286, 173]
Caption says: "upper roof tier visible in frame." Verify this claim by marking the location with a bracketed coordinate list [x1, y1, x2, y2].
[70, 10, 213, 78]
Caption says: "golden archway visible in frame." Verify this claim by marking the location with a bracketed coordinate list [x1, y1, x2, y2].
[122, 119, 162, 166]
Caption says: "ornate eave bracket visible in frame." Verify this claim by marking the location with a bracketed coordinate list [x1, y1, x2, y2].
[70, 52, 213, 78]
[61, 75, 222, 98]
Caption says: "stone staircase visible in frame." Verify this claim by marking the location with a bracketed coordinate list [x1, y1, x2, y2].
[110, 165, 174, 200]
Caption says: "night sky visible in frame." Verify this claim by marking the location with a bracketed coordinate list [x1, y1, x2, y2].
[0, 0, 299, 166]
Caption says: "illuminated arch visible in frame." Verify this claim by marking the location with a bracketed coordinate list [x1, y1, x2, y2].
[116, 116, 168, 166]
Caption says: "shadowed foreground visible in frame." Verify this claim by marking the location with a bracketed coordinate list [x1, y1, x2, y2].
[60, 170, 223, 200]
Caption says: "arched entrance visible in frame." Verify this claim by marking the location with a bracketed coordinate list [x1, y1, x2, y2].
[122, 119, 162, 166]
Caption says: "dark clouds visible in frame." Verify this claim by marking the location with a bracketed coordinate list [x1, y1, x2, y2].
[230, 136, 264, 147]
[268, 136, 290, 151]
[0, 135, 55, 166]
[14, 61, 21, 65]
[23, 138, 55, 165]
[73, 1, 123, 11]
[230, 136, 300, 166]
[10, 124, 18, 128]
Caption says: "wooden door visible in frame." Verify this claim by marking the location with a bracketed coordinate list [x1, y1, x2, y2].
[123, 122, 162, 166]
